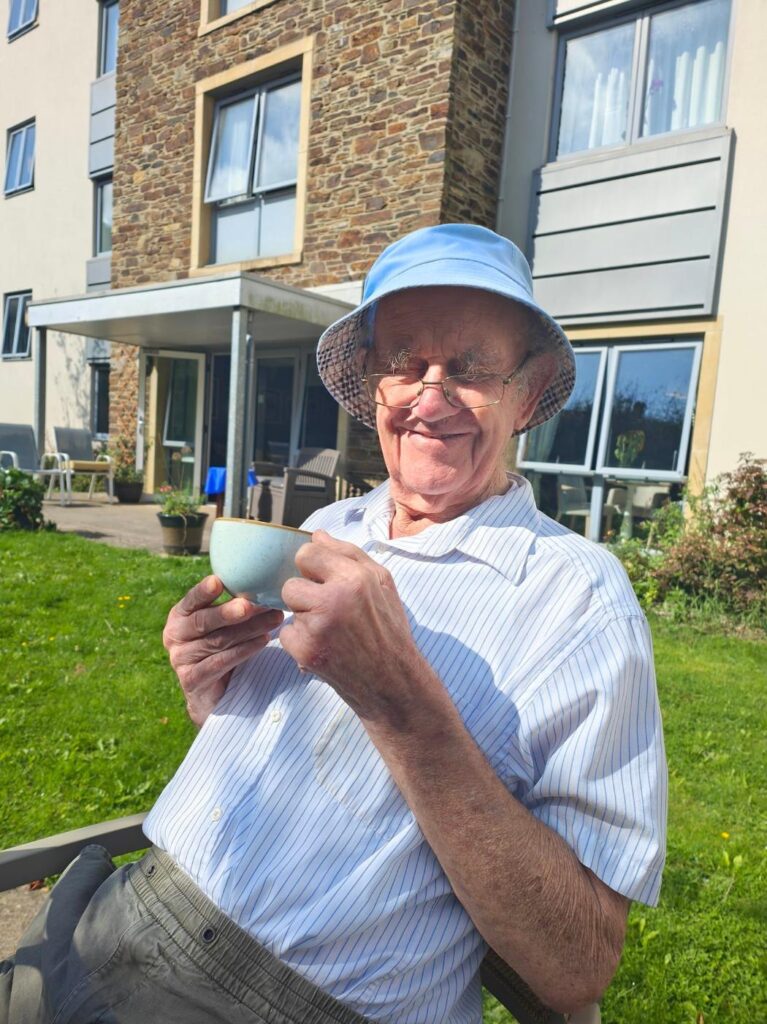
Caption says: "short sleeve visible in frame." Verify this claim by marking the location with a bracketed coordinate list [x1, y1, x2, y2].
[517, 614, 668, 906]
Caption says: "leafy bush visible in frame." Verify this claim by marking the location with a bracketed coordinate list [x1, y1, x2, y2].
[653, 453, 766, 617]
[612, 454, 766, 626]
[0, 467, 51, 531]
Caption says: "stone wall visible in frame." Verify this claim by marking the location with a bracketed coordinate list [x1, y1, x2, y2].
[441, 0, 514, 224]
[111, 0, 462, 292]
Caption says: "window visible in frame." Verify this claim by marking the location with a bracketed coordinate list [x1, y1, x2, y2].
[7, 0, 37, 38]
[91, 361, 111, 438]
[518, 339, 702, 481]
[2, 292, 32, 359]
[98, 0, 119, 76]
[555, 0, 731, 159]
[95, 177, 113, 254]
[220, 0, 251, 13]
[4, 120, 35, 195]
[204, 73, 301, 264]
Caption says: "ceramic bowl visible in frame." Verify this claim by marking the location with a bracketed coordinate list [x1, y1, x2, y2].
[209, 518, 311, 610]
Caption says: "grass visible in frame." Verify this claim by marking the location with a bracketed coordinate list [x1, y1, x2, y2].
[1, 530, 766, 1022]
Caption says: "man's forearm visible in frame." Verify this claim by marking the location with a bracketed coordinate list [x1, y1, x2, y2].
[362, 664, 628, 1015]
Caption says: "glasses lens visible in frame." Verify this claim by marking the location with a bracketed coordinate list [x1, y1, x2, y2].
[366, 373, 421, 408]
[445, 375, 505, 409]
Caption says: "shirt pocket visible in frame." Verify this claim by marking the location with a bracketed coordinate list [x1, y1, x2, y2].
[313, 704, 414, 839]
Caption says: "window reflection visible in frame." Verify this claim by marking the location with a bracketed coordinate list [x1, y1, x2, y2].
[523, 350, 601, 466]
[603, 347, 696, 472]
[642, 0, 729, 138]
[557, 22, 634, 157]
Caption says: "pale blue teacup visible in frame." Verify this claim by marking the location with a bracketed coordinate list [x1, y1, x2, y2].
[209, 518, 311, 610]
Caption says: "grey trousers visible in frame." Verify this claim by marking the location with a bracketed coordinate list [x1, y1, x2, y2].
[0, 846, 372, 1024]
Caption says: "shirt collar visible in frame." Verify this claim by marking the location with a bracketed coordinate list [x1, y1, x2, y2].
[342, 475, 541, 585]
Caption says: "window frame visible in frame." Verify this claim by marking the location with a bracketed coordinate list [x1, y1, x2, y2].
[190, 37, 314, 275]
[517, 346, 608, 474]
[98, 0, 120, 77]
[1, 291, 33, 360]
[549, 0, 734, 163]
[204, 71, 302, 255]
[90, 359, 111, 440]
[595, 339, 703, 481]
[7, 0, 38, 40]
[94, 176, 114, 255]
[518, 338, 703, 483]
[4, 120, 36, 196]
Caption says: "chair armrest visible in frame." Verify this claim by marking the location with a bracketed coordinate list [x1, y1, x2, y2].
[480, 948, 567, 1024]
[283, 467, 334, 485]
[0, 450, 20, 469]
[0, 812, 148, 893]
[41, 451, 67, 469]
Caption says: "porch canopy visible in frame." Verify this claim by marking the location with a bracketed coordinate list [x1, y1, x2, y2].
[28, 271, 354, 517]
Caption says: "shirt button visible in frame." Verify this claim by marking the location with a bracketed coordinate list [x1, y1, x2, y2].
[210, 807, 223, 822]
[374, 543, 387, 554]
[271, 709, 282, 723]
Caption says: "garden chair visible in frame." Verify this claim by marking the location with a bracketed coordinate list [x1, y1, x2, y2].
[0, 812, 601, 1023]
[556, 475, 592, 535]
[0, 422, 68, 504]
[250, 447, 340, 528]
[53, 427, 115, 503]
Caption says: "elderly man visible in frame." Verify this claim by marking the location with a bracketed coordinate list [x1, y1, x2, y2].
[1, 225, 666, 1024]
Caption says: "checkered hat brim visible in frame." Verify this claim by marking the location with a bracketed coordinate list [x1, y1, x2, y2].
[317, 290, 575, 437]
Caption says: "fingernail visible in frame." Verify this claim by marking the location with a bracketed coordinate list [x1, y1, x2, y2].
[205, 577, 218, 593]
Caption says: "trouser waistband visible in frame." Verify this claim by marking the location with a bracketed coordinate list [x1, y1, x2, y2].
[129, 847, 373, 1024]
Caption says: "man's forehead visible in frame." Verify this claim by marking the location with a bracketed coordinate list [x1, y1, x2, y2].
[372, 287, 531, 358]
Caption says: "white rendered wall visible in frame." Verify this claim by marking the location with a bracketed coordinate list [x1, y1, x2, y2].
[0, 0, 99, 448]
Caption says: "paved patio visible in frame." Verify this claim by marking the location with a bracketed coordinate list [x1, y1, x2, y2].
[42, 494, 218, 555]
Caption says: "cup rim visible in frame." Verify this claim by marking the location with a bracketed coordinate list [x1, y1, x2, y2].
[213, 517, 312, 537]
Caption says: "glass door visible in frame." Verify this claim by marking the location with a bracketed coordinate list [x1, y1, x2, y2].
[151, 351, 206, 493]
[253, 354, 300, 471]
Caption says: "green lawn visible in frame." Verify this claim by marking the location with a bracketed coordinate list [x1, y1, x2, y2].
[1, 531, 765, 1022]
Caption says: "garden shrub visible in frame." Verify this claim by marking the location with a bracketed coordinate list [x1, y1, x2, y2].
[0, 467, 51, 531]
[653, 453, 766, 617]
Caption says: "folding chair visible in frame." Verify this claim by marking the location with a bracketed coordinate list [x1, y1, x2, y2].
[53, 427, 115, 503]
[0, 422, 68, 504]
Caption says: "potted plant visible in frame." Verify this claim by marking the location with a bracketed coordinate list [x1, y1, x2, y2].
[108, 434, 144, 504]
[155, 485, 208, 555]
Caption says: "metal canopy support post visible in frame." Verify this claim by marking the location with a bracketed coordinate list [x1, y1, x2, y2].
[33, 328, 47, 450]
[136, 348, 147, 474]
[224, 308, 249, 518]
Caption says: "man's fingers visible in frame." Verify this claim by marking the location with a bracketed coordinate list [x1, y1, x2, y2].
[310, 529, 369, 561]
[178, 614, 282, 661]
[175, 575, 224, 616]
[178, 634, 273, 691]
[282, 576, 323, 613]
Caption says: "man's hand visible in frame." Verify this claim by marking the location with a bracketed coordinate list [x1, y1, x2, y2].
[163, 575, 283, 727]
[280, 531, 425, 724]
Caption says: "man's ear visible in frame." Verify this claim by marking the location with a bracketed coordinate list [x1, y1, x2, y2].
[513, 352, 559, 432]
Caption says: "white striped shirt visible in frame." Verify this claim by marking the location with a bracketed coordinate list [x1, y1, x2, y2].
[144, 475, 667, 1023]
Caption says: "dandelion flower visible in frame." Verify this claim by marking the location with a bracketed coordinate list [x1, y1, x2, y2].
[721, 832, 730, 840]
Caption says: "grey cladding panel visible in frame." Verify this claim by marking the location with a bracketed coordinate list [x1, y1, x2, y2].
[528, 131, 732, 321]
[91, 73, 116, 115]
[551, 0, 641, 24]
[89, 137, 114, 177]
[90, 107, 115, 146]
[532, 210, 717, 274]
[534, 259, 710, 322]
[535, 160, 722, 234]
[86, 255, 112, 290]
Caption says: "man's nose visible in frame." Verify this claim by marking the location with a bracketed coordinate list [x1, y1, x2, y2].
[412, 376, 459, 418]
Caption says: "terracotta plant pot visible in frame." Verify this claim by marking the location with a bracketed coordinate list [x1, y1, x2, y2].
[114, 480, 144, 504]
[157, 512, 208, 555]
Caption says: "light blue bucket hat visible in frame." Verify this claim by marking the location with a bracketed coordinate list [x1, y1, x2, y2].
[316, 223, 575, 435]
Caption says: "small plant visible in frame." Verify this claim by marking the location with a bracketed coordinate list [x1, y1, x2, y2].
[0, 467, 52, 531]
[155, 484, 202, 518]
[107, 434, 143, 484]
[614, 429, 646, 468]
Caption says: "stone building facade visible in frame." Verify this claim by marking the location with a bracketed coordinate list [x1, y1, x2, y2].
[107, 0, 515, 448]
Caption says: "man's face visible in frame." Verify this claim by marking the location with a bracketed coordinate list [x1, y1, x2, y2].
[371, 286, 547, 518]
